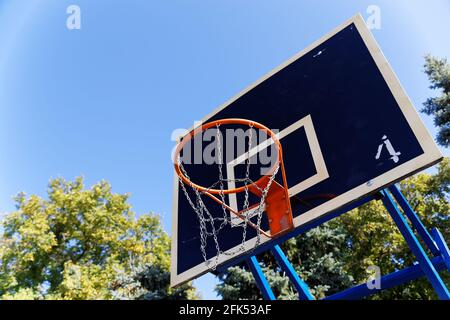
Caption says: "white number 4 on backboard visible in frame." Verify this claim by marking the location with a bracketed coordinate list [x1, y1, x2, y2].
[375, 135, 401, 163]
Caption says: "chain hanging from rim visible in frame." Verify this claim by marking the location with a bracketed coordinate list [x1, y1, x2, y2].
[177, 124, 280, 270]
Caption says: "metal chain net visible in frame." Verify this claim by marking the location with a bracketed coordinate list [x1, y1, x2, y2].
[177, 125, 280, 270]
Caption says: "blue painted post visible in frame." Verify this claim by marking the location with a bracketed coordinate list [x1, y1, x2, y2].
[325, 256, 447, 300]
[388, 184, 440, 256]
[247, 256, 276, 300]
[431, 228, 450, 272]
[381, 190, 450, 300]
[271, 245, 314, 300]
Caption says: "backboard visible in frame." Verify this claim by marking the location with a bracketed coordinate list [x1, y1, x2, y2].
[171, 14, 442, 287]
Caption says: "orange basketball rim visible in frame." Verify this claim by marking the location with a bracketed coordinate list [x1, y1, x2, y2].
[173, 118, 294, 239]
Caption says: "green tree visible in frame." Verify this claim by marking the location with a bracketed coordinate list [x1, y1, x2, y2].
[0, 177, 196, 300]
[111, 260, 198, 300]
[422, 55, 450, 147]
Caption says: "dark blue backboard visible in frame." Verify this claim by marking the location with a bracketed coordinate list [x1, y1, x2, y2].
[171, 15, 441, 286]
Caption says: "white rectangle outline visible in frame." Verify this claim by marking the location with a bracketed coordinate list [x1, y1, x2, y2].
[170, 14, 443, 287]
[226, 115, 329, 225]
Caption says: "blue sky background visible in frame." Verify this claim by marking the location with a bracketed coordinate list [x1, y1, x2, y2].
[0, 0, 449, 299]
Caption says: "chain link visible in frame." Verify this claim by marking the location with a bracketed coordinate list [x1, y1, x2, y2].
[177, 125, 280, 270]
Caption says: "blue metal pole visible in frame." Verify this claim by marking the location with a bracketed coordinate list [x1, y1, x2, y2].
[381, 190, 450, 300]
[247, 256, 276, 300]
[388, 184, 440, 256]
[271, 245, 315, 300]
[325, 256, 447, 300]
[431, 228, 450, 272]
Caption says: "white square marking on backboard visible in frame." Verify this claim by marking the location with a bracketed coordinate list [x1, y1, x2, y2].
[226, 114, 329, 225]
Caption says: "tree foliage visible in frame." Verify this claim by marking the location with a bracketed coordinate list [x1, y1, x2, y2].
[422, 55, 450, 147]
[216, 159, 450, 300]
[0, 177, 196, 300]
[111, 259, 198, 300]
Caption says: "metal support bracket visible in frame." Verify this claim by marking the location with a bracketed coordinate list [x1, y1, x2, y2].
[388, 184, 440, 256]
[381, 189, 450, 300]
[244, 187, 449, 300]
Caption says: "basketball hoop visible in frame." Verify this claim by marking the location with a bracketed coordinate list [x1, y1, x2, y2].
[173, 118, 294, 269]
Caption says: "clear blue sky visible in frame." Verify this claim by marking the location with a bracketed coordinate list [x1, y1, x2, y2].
[0, 0, 449, 299]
